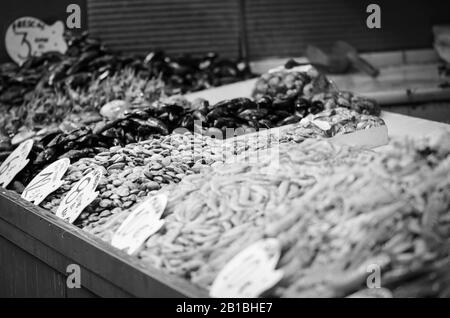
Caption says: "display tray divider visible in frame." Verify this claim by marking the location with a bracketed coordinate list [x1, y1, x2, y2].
[0, 188, 207, 298]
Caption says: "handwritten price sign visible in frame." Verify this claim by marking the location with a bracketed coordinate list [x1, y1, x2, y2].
[56, 168, 102, 223]
[5, 17, 67, 66]
[112, 194, 168, 255]
[22, 158, 70, 205]
[0, 139, 34, 188]
[210, 238, 283, 298]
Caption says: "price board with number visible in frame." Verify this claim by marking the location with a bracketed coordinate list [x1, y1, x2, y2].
[112, 194, 168, 255]
[21, 158, 70, 205]
[56, 168, 102, 223]
[5, 17, 68, 66]
[210, 238, 283, 298]
[0, 139, 34, 188]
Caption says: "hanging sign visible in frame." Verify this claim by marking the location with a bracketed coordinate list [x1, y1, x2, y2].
[5, 17, 68, 65]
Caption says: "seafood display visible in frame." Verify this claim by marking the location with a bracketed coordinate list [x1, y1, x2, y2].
[252, 65, 380, 116]
[2, 28, 446, 299]
[0, 31, 254, 146]
[7, 103, 385, 191]
[0, 31, 253, 108]
[80, 131, 450, 298]
[41, 133, 219, 228]
[1, 64, 386, 187]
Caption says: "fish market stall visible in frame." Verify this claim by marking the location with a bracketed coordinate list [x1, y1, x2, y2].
[1, 65, 449, 296]
[1, 1, 450, 299]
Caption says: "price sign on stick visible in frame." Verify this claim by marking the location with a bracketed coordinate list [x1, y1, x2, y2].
[112, 194, 168, 255]
[22, 158, 70, 205]
[0, 139, 34, 188]
[56, 168, 103, 223]
[210, 238, 283, 298]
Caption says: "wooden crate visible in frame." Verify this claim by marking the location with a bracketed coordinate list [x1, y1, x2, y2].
[0, 188, 207, 297]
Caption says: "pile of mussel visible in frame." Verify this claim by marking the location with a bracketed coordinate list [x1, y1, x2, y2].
[11, 85, 381, 185]
[2, 57, 381, 189]
[0, 31, 254, 108]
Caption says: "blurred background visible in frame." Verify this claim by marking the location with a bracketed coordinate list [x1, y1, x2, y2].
[1, 0, 450, 61]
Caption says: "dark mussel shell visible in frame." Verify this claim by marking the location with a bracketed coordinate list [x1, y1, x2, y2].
[192, 109, 207, 122]
[132, 117, 169, 135]
[238, 108, 269, 121]
[48, 61, 71, 86]
[294, 97, 311, 110]
[191, 98, 210, 113]
[308, 101, 325, 115]
[277, 115, 302, 126]
[256, 96, 273, 109]
[227, 97, 257, 110]
[246, 119, 260, 129]
[65, 72, 92, 89]
[212, 97, 256, 112]
[34, 148, 58, 165]
[206, 106, 230, 122]
[213, 117, 237, 129]
[272, 96, 296, 111]
[273, 110, 292, 120]
[125, 109, 150, 119]
[258, 119, 273, 129]
[158, 104, 185, 119]
[180, 114, 195, 130]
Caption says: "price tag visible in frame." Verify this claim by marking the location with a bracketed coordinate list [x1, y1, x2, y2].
[22, 158, 70, 205]
[56, 168, 103, 223]
[210, 238, 283, 298]
[5, 17, 68, 66]
[0, 139, 34, 188]
[112, 194, 168, 255]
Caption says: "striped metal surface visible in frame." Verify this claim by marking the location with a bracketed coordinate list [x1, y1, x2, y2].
[87, 0, 241, 58]
[244, 0, 450, 59]
[86, 0, 450, 60]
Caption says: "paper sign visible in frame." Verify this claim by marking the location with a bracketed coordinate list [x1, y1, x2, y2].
[0, 139, 34, 188]
[112, 194, 168, 255]
[56, 168, 102, 223]
[22, 158, 70, 205]
[210, 238, 283, 298]
[5, 17, 68, 65]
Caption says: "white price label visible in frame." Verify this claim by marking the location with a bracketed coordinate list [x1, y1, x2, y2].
[210, 238, 283, 298]
[22, 158, 70, 205]
[5, 17, 67, 66]
[56, 168, 103, 223]
[0, 139, 34, 188]
[112, 194, 168, 255]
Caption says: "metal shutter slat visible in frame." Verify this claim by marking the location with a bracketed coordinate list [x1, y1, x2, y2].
[87, 0, 240, 58]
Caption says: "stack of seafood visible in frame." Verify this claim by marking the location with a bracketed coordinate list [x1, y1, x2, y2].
[1, 60, 383, 179]
[252, 66, 380, 116]
[8, 101, 385, 190]
[0, 31, 253, 108]
[37, 106, 380, 227]
[0, 31, 254, 146]
[83, 131, 450, 298]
